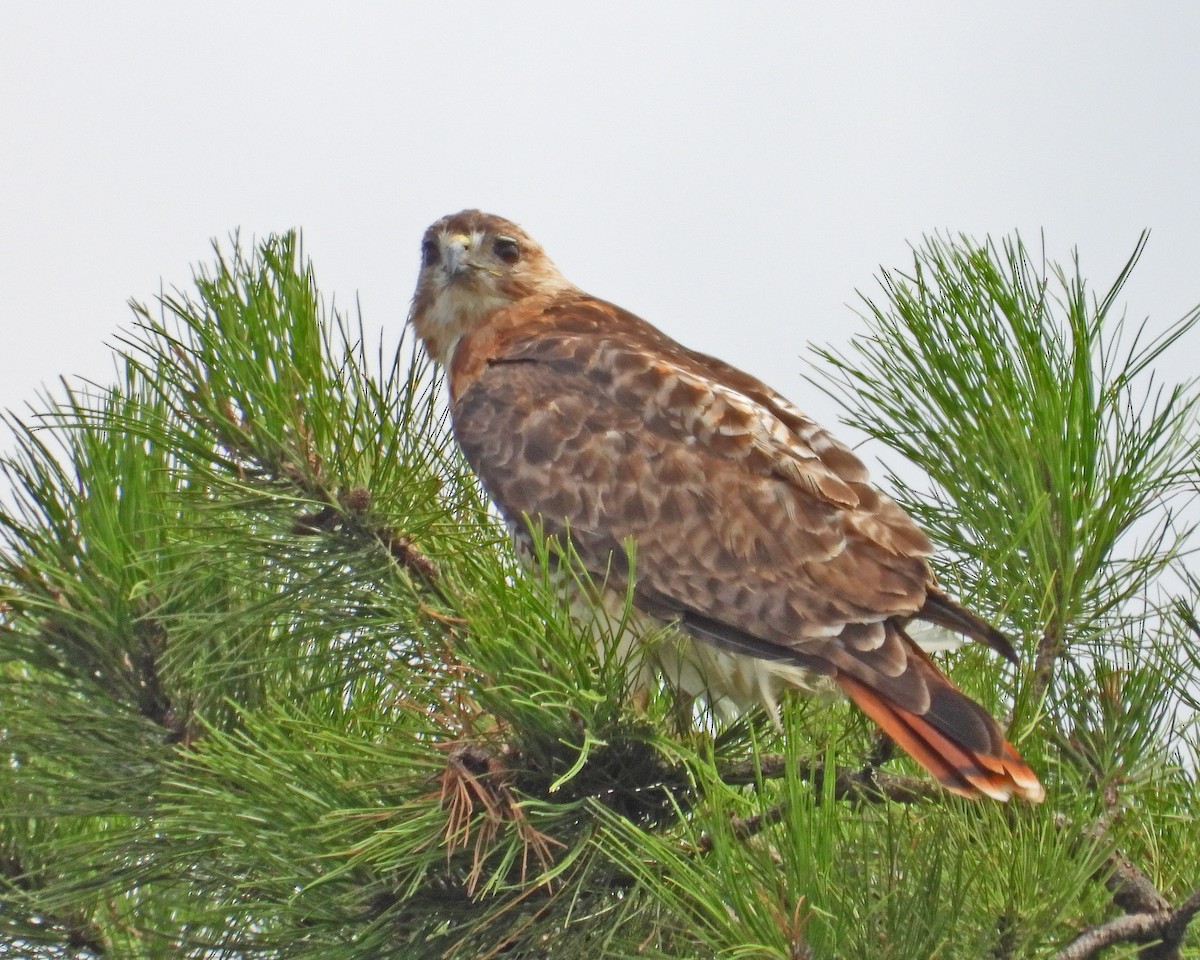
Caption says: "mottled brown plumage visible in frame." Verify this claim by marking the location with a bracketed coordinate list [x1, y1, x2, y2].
[409, 209, 1043, 802]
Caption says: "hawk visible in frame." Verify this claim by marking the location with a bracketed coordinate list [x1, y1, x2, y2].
[409, 209, 1043, 802]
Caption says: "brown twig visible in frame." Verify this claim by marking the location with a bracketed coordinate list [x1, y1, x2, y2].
[1049, 812, 1200, 960]
[693, 801, 787, 853]
[1028, 623, 1062, 713]
[129, 615, 194, 744]
[1051, 888, 1200, 960]
[1, 851, 108, 956]
[1054, 813, 1170, 916]
[718, 753, 940, 804]
[277, 451, 445, 590]
[214, 392, 445, 590]
[387, 533, 440, 583]
[700, 756, 939, 853]
[1100, 840, 1172, 918]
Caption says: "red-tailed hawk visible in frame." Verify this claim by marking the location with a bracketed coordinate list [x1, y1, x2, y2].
[409, 209, 1043, 802]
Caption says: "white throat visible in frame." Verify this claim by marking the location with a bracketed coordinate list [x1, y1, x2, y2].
[417, 284, 511, 365]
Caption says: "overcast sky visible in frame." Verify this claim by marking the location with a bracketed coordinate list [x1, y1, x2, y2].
[3, 2, 1198, 458]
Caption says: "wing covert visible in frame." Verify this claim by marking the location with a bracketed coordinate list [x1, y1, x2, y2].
[450, 307, 934, 651]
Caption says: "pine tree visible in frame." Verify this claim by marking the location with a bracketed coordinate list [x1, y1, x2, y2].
[2, 231, 1198, 959]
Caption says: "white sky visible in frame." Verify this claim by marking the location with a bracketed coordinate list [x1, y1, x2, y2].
[2, 2, 1198, 455]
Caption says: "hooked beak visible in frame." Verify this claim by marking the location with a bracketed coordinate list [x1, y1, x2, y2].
[443, 233, 472, 279]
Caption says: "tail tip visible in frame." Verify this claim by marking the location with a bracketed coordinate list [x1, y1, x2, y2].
[942, 756, 1045, 803]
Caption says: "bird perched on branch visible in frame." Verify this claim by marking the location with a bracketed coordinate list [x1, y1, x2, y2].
[409, 209, 1043, 802]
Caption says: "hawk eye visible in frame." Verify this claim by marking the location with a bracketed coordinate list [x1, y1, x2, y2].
[420, 238, 440, 268]
[493, 236, 521, 265]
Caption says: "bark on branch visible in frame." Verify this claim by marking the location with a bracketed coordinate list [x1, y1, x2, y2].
[718, 753, 940, 804]
[1052, 888, 1200, 960]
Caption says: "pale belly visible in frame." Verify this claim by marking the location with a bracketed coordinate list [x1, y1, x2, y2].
[515, 529, 957, 727]
[574, 582, 835, 727]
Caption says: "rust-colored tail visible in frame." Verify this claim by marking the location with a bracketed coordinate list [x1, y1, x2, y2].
[835, 632, 1043, 802]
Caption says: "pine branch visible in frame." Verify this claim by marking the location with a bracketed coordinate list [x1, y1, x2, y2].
[0, 850, 107, 957]
[701, 748, 945, 854]
[810, 232, 1200, 727]
[1031, 624, 1065, 717]
[1083, 821, 1171, 917]
[1051, 887, 1200, 960]
[717, 753, 939, 804]
[4, 229, 1197, 958]
[1048, 811, 1200, 960]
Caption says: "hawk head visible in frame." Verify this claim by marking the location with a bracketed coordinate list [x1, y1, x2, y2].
[409, 210, 575, 365]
